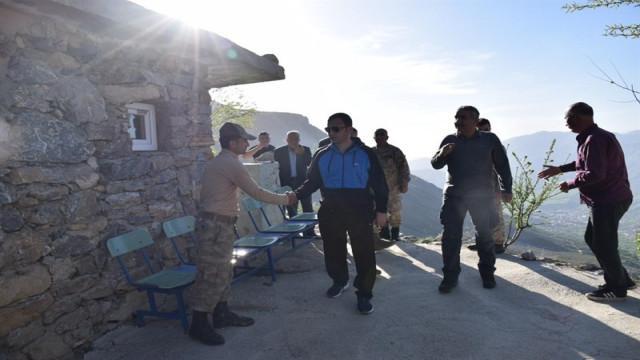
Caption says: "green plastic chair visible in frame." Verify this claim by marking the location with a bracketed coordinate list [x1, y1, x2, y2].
[162, 215, 197, 271]
[274, 186, 318, 222]
[106, 229, 195, 332]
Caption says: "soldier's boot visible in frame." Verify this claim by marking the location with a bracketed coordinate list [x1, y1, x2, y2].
[379, 226, 391, 240]
[189, 310, 225, 346]
[213, 301, 255, 329]
[391, 227, 401, 241]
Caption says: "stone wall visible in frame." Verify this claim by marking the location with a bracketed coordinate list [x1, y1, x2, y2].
[0, 1, 284, 359]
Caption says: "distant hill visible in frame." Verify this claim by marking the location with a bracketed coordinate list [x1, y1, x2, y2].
[410, 130, 639, 192]
[400, 175, 443, 237]
[249, 111, 327, 150]
[244, 112, 443, 237]
[408, 130, 640, 264]
[243, 112, 639, 261]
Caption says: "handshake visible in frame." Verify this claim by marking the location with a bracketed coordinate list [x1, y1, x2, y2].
[285, 191, 298, 206]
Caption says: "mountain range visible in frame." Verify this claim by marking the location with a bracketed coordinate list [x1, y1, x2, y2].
[248, 111, 639, 271]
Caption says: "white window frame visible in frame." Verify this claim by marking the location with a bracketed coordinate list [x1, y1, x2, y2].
[126, 103, 158, 151]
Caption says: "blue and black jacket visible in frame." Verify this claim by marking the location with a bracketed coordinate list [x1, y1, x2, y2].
[296, 138, 388, 213]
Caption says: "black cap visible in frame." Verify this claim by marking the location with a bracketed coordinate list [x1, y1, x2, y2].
[219, 122, 256, 140]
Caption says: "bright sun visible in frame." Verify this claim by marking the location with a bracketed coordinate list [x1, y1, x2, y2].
[129, 0, 294, 49]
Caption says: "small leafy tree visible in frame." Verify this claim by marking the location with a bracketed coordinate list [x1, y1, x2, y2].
[210, 87, 257, 129]
[563, 0, 640, 38]
[636, 230, 640, 257]
[503, 140, 563, 247]
[209, 87, 257, 153]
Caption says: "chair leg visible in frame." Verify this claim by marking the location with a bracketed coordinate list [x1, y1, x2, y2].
[266, 248, 277, 282]
[175, 290, 189, 333]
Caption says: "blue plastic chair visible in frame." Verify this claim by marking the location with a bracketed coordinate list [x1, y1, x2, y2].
[106, 229, 195, 332]
[162, 215, 197, 271]
[241, 197, 315, 235]
[274, 186, 318, 222]
[231, 229, 288, 284]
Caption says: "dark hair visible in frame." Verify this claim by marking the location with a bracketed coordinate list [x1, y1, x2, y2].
[478, 118, 491, 127]
[375, 128, 387, 136]
[327, 112, 353, 128]
[219, 136, 240, 149]
[456, 105, 480, 118]
[258, 132, 269, 136]
[567, 102, 594, 118]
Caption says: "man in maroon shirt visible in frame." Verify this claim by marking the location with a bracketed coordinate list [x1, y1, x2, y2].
[538, 102, 635, 301]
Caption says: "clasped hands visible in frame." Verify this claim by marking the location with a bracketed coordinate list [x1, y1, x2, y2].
[285, 191, 297, 206]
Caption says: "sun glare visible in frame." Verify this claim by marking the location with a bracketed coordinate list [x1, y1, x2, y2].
[130, 0, 299, 52]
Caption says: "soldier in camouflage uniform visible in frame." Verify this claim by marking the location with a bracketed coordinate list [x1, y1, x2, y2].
[190, 122, 293, 346]
[373, 128, 411, 241]
[467, 119, 506, 253]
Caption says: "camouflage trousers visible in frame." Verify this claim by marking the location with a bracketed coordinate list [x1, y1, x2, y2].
[387, 189, 403, 227]
[492, 195, 505, 246]
[190, 216, 236, 313]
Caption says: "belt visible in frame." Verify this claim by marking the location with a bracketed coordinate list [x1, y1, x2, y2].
[201, 212, 238, 224]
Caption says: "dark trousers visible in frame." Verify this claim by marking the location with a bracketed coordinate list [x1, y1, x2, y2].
[318, 204, 376, 298]
[439, 194, 496, 279]
[284, 178, 314, 217]
[584, 198, 632, 292]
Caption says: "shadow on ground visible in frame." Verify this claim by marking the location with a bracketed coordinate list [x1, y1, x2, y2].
[85, 241, 640, 360]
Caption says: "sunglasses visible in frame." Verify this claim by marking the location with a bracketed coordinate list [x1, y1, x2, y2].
[325, 126, 346, 133]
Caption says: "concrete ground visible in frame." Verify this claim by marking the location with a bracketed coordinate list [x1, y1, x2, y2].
[85, 240, 640, 360]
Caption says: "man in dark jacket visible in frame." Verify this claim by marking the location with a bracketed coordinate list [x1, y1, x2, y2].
[294, 113, 388, 315]
[274, 131, 313, 217]
[431, 105, 512, 293]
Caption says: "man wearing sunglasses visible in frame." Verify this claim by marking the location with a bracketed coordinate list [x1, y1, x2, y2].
[293, 113, 388, 314]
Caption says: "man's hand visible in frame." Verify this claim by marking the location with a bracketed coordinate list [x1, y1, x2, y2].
[400, 184, 409, 194]
[501, 192, 513, 203]
[558, 181, 570, 193]
[538, 165, 561, 179]
[440, 143, 455, 157]
[374, 212, 388, 228]
[285, 191, 297, 206]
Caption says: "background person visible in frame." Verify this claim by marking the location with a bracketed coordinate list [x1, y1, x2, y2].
[242, 131, 275, 160]
[372, 128, 410, 241]
[537, 102, 635, 301]
[431, 106, 512, 293]
[467, 118, 506, 253]
[274, 131, 314, 217]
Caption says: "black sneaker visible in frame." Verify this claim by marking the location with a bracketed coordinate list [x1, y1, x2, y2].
[438, 278, 458, 293]
[326, 283, 349, 298]
[586, 288, 626, 302]
[482, 274, 497, 289]
[466, 244, 478, 251]
[598, 279, 637, 290]
[356, 295, 373, 314]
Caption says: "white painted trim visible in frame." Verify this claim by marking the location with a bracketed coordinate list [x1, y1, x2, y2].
[126, 103, 158, 151]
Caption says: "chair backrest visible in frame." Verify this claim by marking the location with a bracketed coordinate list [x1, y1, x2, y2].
[162, 216, 196, 237]
[162, 216, 197, 266]
[107, 229, 157, 284]
[107, 229, 154, 257]
[241, 197, 264, 212]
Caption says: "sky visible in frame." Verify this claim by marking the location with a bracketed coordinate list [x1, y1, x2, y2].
[131, 0, 639, 160]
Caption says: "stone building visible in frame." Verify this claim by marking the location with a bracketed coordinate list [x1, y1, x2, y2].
[0, 0, 285, 358]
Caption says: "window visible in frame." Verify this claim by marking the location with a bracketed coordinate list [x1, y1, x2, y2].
[126, 103, 157, 151]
